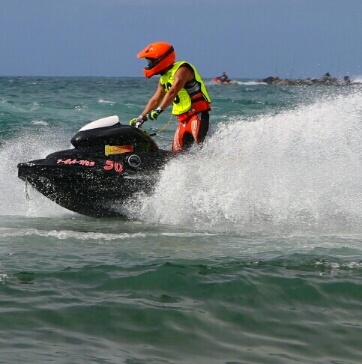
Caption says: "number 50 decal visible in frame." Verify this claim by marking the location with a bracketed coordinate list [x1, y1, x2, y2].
[104, 160, 124, 173]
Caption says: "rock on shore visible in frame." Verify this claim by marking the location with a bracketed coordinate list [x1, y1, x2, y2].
[261, 74, 353, 86]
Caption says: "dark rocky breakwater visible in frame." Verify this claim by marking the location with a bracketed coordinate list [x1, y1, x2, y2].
[262, 73, 353, 86]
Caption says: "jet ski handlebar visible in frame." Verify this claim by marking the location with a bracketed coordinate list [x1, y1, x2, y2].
[129, 115, 148, 129]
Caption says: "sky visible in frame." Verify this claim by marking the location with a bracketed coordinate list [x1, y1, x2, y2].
[1, 0, 361, 79]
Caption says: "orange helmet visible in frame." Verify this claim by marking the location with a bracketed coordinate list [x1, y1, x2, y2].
[137, 42, 176, 78]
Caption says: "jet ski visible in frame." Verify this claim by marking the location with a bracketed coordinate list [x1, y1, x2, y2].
[212, 77, 234, 85]
[17, 115, 174, 218]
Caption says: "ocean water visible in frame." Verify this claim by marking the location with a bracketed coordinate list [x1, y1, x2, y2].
[0, 76, 361, 363]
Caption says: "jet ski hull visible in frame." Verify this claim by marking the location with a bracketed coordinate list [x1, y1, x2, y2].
[18, 152, 169, 217]
[17, 117, 173, 217]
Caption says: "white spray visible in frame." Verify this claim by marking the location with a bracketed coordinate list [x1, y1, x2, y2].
[0, 128, 71, 217]
[135, 91, 362, 234]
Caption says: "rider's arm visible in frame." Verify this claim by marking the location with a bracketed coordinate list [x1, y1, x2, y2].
[157, 66, 194, 111]
[140, 83, 166, 116]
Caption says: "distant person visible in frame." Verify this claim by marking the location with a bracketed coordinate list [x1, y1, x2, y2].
[219, 72, 230, 82]
[321, 72, 337, 84]
[129, 42, 212, 153]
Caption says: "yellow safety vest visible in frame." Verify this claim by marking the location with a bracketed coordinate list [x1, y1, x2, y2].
[160, 61, 211, 115]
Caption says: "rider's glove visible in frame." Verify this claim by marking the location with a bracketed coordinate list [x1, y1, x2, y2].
[129, 115, 147, 128]
[147, 107, 163, 121]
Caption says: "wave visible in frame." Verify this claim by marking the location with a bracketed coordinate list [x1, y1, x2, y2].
[352, 75, 362, 83]
[206, 79, 266, 86]
[97, 99, 116, 105]
[133, 91, 362, 234]
[2, 88, 361, 235]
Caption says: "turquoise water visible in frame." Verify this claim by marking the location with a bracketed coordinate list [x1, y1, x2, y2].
[0, 77, 361, 363]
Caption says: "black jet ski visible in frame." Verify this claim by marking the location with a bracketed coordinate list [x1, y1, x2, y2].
[17, 115, 174, 217]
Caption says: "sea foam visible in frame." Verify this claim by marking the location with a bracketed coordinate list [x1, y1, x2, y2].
[136, 91, 362, 234]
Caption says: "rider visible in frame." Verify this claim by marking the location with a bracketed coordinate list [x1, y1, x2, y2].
[130, 42, 211, 153]
[219, 72, 230, 82]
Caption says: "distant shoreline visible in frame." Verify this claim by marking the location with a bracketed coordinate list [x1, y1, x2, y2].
[260, 74, 354, 86]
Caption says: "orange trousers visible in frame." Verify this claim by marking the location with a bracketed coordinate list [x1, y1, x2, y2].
[172, 111, 210, 152]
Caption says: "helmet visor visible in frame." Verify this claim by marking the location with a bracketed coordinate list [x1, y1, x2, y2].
[146, 58, 158, 70]
[145, 46, 174, 70]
